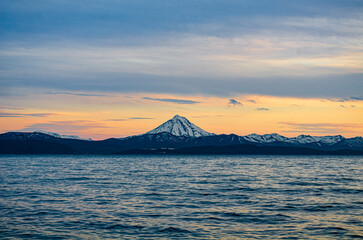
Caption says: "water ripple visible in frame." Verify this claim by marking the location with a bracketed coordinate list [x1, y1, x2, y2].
[0, 155, 362, 239]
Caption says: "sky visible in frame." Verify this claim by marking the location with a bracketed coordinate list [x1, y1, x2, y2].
[0, 0, 362, 139]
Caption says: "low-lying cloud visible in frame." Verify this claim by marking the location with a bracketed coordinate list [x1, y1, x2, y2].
[105, 117, 154, 121]
[279, 122, 362, 135]
[21, 120, 110, 134]
[143, 97, 200, 104]
[327, 96, 363, 102]
[0, 112, 57, 118]
[46, 91, 114, 97]
[228, 99, 242, 106]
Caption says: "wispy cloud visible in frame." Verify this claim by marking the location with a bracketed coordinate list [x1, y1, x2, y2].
[327, 96, 363, 102]
[104, 119, 127, 122]
[0, 106, 24, 110]
[279, 122, 362, 135]
[280, 122, 361, 128]
[129, 117, 154, 120]
[46, 91, 114, 97]
[0, 112, 57, 118]
[228, 99, 242, 106]
[256, 108, 269, 111]
[190, 115, 227, 118]
[105, 117, 154, 121]
[143, 97, 200, 104]
[351, 97, 363, 101]
[327, 98, 347, 102]
[247, 100, 256, 104]
[21, 120, 110, 134]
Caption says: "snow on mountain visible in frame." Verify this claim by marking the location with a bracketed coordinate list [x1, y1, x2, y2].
[341, 137, 363, 148]
[144, 116, 352, 146]
[315, 135, 345, 145]
[146, 115, 215, 137]
[243, 133, 290, 143]
[242, 133, 346, 145]
[290, 135, 320, 144]
[286, 135, 345, 145]
[34, 131, 93, 141]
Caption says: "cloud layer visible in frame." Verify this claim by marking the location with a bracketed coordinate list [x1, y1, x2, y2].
[280, 122, 362, 134]
[0, 0, 362, 99]
[0, 112, 56, 118]
[21, 120, 109, 134]
[143, 97, 200, 104]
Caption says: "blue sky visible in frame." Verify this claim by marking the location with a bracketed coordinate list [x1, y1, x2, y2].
[0, 0, 362, 98]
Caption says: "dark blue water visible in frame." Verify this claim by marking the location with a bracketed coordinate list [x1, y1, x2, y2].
[0, 155, 362, 239]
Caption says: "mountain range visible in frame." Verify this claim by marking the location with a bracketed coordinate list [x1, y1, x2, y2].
[0, 115, 362, 155]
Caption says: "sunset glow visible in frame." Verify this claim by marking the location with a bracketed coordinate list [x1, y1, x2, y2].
[0, 93, 362, 140]
[0, 1, 362, 140]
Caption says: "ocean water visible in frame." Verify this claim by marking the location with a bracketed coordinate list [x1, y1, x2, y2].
[0, 155, 362, 239]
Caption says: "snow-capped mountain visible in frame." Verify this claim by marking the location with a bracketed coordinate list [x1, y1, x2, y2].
[143, 116, 358, 148]
[0, 115, 361, 154]
[146, 115, 215, 137]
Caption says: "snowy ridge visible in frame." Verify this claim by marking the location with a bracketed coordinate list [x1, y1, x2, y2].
[146, 115, 215, 137]
[243, 133, 290, 143]
[243, 133, 346, 145]
[34, 131, 93, 141]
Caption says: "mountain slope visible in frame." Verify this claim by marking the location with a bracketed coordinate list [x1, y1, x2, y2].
[242, 133, 347, 146]
[0, 115, 362, 154]
[116, 144, 363, 155]
[0, 131, 362, 155]
[34, 131, 93, 141]
[146, 115, 215, 137]
[1, 131, 93, 141]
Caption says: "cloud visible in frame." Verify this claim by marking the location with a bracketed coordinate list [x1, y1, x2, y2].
[256, 108, 269, 111]
[0, 1, 362, 99]
[21, 120, 110, 134]
[105, 117, 154, 121]
[143, 97, 200, 104]
[340, 105, 345, 108]
[0, 112, 57, 118]
[0, 106, 24, 110]
[46, 91, 114, 97]
[228, 99, 242, 106]
[327, 98, 347, 102]
[279, 122, 362, 135]
[351, 97, 363, 101]
[327, 96, 363, 102]
[190, 115, 227, 118]
[129, 117, 154, 120]
[104, 119, 127, 122]
[1, 0, 361, 41]
[247, 100, 256, 104]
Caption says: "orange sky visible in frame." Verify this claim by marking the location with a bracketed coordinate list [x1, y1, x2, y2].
[1, 93, 362, 140]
